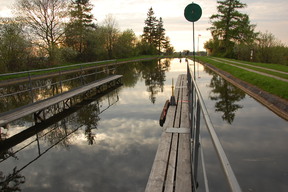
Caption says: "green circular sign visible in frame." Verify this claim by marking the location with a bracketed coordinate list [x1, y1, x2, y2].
[184, 3, 202, 22]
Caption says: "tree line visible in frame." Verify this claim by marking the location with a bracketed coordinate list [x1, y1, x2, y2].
[0, 0, 174, 73]
[204, 0, 288, 65]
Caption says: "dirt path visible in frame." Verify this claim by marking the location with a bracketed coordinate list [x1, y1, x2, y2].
[214, 57, 288, 75]
[210, 57, 288, 82]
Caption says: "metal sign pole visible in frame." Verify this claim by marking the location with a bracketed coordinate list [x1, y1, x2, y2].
[184, 2, 202, 81]
[193, 21, 196, 80]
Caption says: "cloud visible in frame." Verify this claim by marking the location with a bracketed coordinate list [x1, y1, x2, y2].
[0, 0, 287, 52]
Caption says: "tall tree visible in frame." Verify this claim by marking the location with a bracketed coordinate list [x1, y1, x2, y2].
[256, 31, 285, 64]
[162, 37, 174, 55]
[103, 14, 119, 59]
[65, 0, 95, 57]
[209, 0, 257, 57]
[141, 8, 174, 55]
[114, 29, 136, 58]
[16, 0, 69, 65]
[0, 18, 32, 72]
[142, 7, 158, 47]
[155, 17, 166, 54]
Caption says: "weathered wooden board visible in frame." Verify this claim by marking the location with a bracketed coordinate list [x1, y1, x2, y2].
[145, 74, 192, 192]
[175, 75, 192, 191]
[145, 107, 175, 192]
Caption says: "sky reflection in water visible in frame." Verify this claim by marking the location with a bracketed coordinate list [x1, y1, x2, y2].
[195, 65, 288, 192]
[0, 58, 187, 192]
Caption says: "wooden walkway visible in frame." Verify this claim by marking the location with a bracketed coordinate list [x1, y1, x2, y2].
[0, 75, 122, 127]
[145, 74, 192, 192]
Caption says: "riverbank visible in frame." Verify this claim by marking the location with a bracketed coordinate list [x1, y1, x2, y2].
[0, 56, 160, 87]
[194, 57, 288, 121]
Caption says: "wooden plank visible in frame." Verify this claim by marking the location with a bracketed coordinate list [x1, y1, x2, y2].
[163, 75, 186, 191]
[0, 75, 122, 127]
[163, 133, 178, 192]
[174, 75, 184, 128]
[145, 105, 176, 192]
[146, 74, 193, 192]
[175, 134, 192, 192]
[145, 132, 172, 192]
[179, 75, 189, 126]
[166, 128, 190, 133]
[175, 75, 192, 192]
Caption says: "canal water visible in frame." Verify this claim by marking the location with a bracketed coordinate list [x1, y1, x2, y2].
[0, 59, 186, 192]
[192, 62, 288, 192]
[0, 58, 287, 191]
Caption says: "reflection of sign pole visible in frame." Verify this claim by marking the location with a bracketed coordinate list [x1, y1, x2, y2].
[184, 3, 202, 80]
[198, 34, 201, 55]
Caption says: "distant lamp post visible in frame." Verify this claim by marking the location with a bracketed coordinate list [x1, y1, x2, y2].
[198, 34, 201, 56]
[197, 34, 201, 78]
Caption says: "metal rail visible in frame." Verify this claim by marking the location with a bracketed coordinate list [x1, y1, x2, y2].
[0, 59, 116, 78]
[187, 62, 242, 192]
[0, 61, 117, 111]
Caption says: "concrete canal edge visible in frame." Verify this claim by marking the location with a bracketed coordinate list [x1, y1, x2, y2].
[198, 60, 288, 121]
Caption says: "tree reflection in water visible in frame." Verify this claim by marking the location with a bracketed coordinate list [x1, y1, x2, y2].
[115, 58, 171, 104]
[78, 102, 101, 145]
[0, 167, 25, 192]
[140, 59, 170, 104]
[205, 67, 246, 124]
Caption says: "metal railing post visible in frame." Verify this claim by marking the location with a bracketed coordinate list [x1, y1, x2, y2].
[59, 70, 63, 93]
[28, 72, 34, 103]
[192, 99, 201, 191]
[80, 65, 84, 85]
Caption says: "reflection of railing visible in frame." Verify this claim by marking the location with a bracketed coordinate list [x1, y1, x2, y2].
[0, 59, 117, 102]
[0, 89, 120, 158]
[187, 63, 242, 192]
[0, 90, 119, 188]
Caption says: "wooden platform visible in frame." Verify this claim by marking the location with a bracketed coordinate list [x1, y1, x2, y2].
[0, 75, 122, 127]
[145, 74, 192, 192]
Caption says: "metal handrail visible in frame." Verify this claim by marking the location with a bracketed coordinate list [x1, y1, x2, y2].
[0, 59, 116, 78]
[0, 62, 117, 112]
[187, 62, 242, 192]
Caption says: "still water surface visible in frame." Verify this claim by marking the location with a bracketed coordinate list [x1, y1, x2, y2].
[194, 63, 288, 192]
[0, 59, 287, 192]
[0, 59, 184, 192]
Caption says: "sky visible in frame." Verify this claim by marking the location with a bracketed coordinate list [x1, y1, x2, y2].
[0, 0, 287, 52]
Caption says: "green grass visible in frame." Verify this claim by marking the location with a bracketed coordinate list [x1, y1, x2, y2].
[234, 65, 288, 80]
[210, 58, 288, 80]
[196, 56, 288, 100]
[215, 57, 288, 72]
[0, 55, 159, 81]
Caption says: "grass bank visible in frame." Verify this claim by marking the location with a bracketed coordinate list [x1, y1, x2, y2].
[0, 55, 159, 81]
[196, 56, 288, 100]
[215, 57, 288, 72]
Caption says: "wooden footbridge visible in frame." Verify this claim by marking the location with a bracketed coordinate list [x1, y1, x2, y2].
[145, 63, 242, 192]
[145, 75, 192, 192]
[0, 75, 122, 127]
